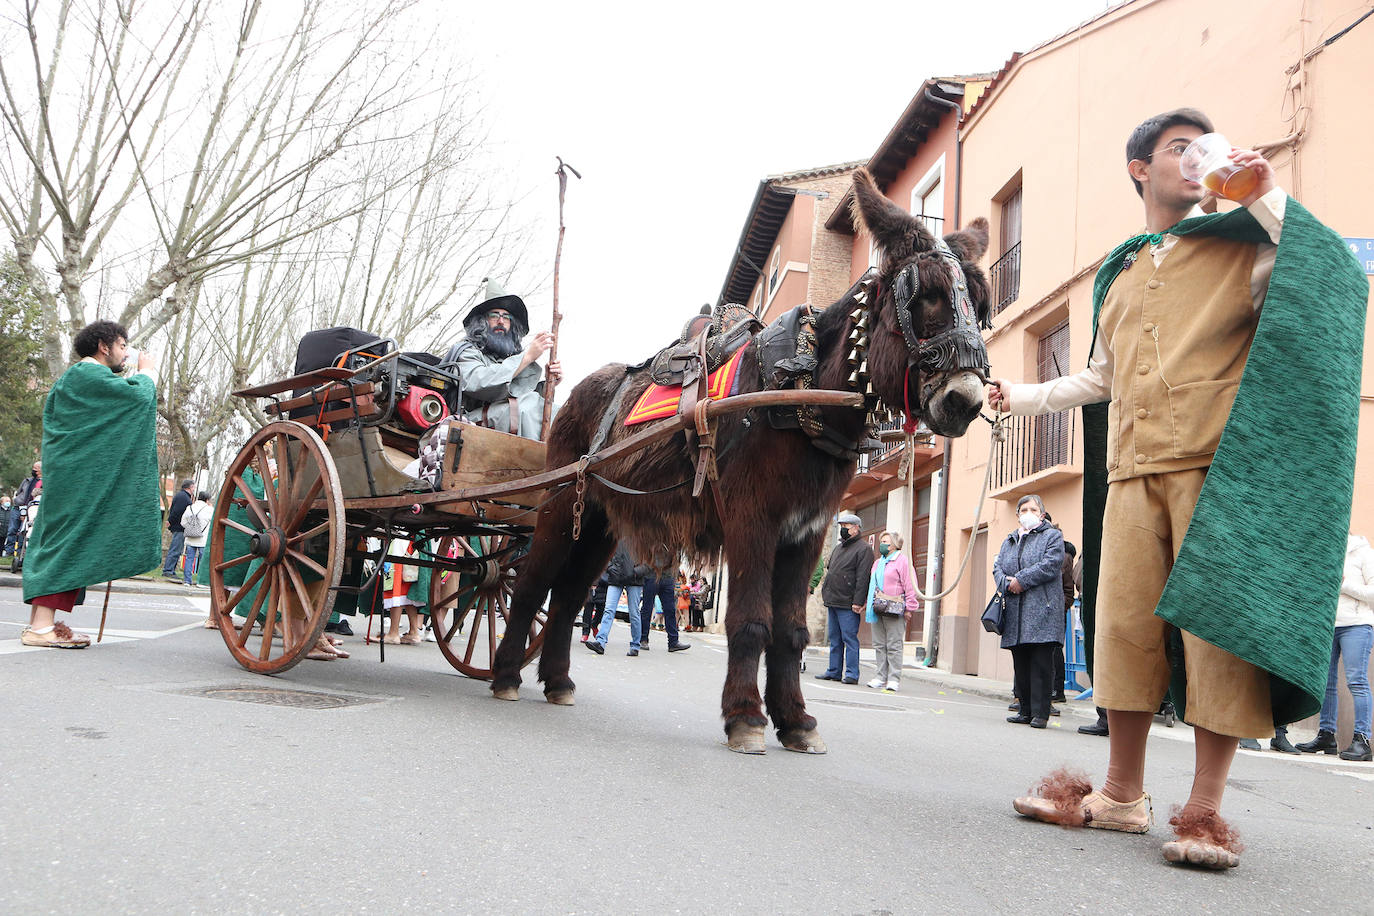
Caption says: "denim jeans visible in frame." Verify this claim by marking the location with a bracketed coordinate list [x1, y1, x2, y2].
[1320, 624, 1373, 736]
[3, 507, 20, 554]
[824, 606, 860, 680]
[640, 575, 681, 647]
[183, 545, 203, 584]
[596, 584, 642, 649]
[161, 530, 186, 576]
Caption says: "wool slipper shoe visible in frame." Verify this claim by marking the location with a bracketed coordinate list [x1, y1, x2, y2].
[1012, 768, 1152, 833]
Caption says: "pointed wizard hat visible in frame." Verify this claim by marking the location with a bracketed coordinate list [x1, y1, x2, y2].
[464, 277, 529, 329]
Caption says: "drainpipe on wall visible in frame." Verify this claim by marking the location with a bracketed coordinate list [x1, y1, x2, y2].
[921, 87, 963, 667]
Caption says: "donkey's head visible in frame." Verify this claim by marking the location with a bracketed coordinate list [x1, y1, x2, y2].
[849, 168, 991, 438]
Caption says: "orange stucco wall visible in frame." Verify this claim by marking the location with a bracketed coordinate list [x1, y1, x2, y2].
[938, 0, 1374, 682]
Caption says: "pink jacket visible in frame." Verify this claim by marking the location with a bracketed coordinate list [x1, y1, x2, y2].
[865, 552, 921, 621]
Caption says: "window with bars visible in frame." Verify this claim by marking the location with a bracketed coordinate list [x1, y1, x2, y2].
[990, 183, 1022, 316]
[989, 316, 1077, 489]
[1034, 320, 1071, 468]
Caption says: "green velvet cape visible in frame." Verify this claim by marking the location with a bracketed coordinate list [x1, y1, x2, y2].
[1080, 198, 1367, 726]
[23, 362, 163, 603]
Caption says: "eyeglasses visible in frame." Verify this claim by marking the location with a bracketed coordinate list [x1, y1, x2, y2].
[1141, 142, 1189, 161]
[486, 310, 513, 324]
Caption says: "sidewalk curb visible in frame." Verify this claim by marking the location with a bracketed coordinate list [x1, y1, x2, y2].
[0, 573, 202, 599]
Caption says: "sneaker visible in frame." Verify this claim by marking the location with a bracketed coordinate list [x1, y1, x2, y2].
[639, 643, 650, 652]
[626, 648, 639, 656]
[841, 677, 859, 685]
[866, 677, 886, 689]
[584, 641, 604, 655]
[21, 622, 91, 649]
[884, 681, 899, 692]
[668, 642, 691, 652]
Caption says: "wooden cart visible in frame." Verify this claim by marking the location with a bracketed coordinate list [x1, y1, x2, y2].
[208, 348, 865, 679]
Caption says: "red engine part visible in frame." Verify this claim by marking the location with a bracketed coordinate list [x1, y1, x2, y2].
[396, 385, 448, 430]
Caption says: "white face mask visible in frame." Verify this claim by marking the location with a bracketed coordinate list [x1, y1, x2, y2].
[1019, 512, 1040, 529]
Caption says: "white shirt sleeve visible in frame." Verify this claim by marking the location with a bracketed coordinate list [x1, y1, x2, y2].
[1006, 322, 1112, 415]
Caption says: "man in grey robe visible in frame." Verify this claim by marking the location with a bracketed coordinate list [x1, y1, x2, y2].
[443, 278, 561, 439]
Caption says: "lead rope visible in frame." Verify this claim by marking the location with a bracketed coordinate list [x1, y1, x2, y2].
[907, 409, 1006, 602]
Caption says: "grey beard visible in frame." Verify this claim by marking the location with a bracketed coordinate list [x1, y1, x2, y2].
[470, 325, 521, 359]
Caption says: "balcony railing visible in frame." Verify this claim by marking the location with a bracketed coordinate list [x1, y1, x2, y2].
[855, 420, 905, 474]
[989, 242, 1021, 316]
[990, 409, 1075, 490]
[919, 214, 945, 237]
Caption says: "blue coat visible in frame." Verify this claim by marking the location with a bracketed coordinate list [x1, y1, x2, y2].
[992, 521, 1065, 649]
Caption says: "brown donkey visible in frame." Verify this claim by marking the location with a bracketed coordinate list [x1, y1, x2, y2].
[490, 168, 991, 753]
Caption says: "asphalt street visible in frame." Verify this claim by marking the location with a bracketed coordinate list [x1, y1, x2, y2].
[1, 585, 1370, 915]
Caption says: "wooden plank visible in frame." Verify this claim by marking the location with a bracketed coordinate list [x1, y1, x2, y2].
[265, 382, 374, 416]
[233, 367, 359, 399]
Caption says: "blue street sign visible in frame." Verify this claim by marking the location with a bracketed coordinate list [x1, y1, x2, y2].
[1344, 237, 1374, 275]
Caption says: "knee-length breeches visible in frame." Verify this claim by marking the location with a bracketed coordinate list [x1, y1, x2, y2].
[1094, 468, 1273, 738]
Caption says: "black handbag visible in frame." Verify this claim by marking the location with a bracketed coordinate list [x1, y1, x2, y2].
[981, 590, 1006, 634]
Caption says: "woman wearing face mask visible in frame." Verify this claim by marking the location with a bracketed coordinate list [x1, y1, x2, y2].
[993, 494, 1066, 727]
[864, 531, 920, 692]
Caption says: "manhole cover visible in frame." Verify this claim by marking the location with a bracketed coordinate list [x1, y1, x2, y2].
[809, 698, 905, 711]
[176, 686, 382, 709]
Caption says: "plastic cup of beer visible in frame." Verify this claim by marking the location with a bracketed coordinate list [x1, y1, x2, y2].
[1178, 133, 1258, 202]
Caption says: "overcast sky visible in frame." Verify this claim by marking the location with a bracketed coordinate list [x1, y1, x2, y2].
[448, 0, 1114, 387]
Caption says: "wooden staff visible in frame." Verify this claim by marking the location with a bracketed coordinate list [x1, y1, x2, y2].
[97, 580, 112, 642]
[541, 157, 581, 441]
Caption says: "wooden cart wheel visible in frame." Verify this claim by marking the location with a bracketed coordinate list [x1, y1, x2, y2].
[208, 421, 345, 674]
[429, 532, 545, 679]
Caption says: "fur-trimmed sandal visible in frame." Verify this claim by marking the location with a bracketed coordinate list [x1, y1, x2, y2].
[1012, 768, 1153, 833]
[1162, 808, 1241, 869]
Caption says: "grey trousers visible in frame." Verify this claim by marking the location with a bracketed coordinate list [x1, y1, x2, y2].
[870, 613, 906, 685]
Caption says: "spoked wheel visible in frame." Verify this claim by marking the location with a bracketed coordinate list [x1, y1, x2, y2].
[429, 532, 544, 679]
[208, 421, 345, 674]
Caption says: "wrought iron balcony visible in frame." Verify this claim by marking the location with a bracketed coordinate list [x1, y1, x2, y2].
[990, 410, 1076, 491]
[989, 242, 1021, 316]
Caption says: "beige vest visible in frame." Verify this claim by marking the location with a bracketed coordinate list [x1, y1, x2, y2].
[1099, 235, 1258, 483]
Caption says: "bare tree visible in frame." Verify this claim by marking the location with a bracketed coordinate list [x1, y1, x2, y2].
[1, 0, 545, 485]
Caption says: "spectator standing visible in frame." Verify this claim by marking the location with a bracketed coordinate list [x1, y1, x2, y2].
[1296, 533, 1374, 761]
[864, 531, 920, 693]
[382, 539, 428, 645]
[161, 479, 194, 580]
[180, 491, 213, 587]
[586, 542, 645, 656]
[639, 567, 692, 653]
[21, 321, 161, 647]
[580, 573, 609, 642]
[6, 462, 41, 556]
[688, 574, 707, 631]
[0, 494, 11, 556]
[995, 495, 1065, 728]
[815, 512, 873, 685]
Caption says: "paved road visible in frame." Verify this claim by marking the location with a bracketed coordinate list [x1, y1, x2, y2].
[1, 587, 1370, 914]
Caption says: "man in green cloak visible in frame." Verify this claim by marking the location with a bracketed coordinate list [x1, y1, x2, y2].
[20, 320, 163, 648]
[986, 108, 1366, 869]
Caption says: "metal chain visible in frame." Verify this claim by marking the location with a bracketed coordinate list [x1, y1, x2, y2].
[571, 454, 591, 541]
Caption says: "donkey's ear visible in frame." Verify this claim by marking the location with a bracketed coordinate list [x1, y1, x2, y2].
[943, 217, 989, 264]
[849, 168, 933, 266]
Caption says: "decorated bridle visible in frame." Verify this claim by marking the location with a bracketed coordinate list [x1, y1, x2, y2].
[885, 238, 991, 427]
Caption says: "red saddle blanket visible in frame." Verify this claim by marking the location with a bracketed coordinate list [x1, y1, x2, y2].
[625, 347, 748, 426]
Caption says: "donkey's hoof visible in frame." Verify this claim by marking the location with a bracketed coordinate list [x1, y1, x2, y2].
[725, 723, 767, 755]
[545, 688, 575, 706]
[779, 727, 828, 754]
[492, 685, 520, 702]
